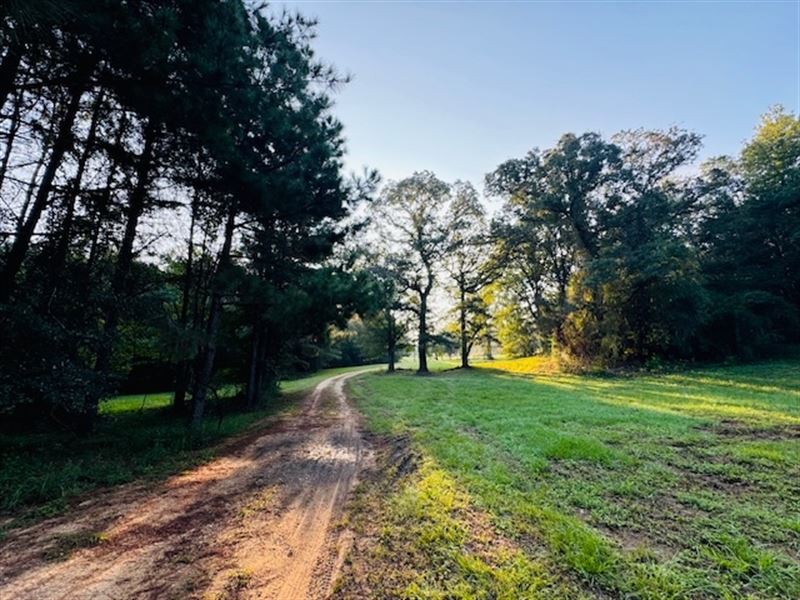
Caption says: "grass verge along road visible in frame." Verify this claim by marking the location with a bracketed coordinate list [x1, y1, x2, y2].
[338, 358, 800, 599]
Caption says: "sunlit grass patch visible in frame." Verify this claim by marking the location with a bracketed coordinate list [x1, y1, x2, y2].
[347, 357, 800, 598]
[100, 391, 174, 414]
[731, 440, 797, 464]
[396, 356, 460, 372]
[544, 436, 616, 463]
[473, 355, 560, 376]
[338, 456, 579, 599]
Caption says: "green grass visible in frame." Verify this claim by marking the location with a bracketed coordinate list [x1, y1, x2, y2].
[345, 357, 800, 599]
[0, 365, 372, 528]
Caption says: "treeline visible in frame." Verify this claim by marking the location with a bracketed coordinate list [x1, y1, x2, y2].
[489, 115, 799, 366]
[1, 2, 797, 433]
[364, 111, 800, 371]
[0, 1, 375, 431]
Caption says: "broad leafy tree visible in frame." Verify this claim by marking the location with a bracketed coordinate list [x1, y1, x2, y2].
[445, 182, 495, 368]
[374, 172, 451, 374]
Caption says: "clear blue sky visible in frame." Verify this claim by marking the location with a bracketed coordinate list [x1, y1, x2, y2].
[279, 1, 798, 190]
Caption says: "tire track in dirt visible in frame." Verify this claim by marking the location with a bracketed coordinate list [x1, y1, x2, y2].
[0, 370, 372, 599]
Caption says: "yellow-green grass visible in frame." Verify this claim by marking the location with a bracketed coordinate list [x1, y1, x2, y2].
[472, 354, 561, 375]
[346, 358, 800, 598]
[0, 365, 373, 527]
[396, 354, 557, 375]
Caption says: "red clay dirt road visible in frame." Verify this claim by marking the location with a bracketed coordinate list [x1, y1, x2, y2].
[0, 371, 372, 599]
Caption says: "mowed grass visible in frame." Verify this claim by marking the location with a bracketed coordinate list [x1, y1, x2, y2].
[0, 365, 371, 528]
[344, 357, 800, 599]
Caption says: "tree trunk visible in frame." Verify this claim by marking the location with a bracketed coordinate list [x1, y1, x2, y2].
[417, 293, 428, 374]
[459, 281, 468, 368]
[86, 114, 127, 277]
[191, 203, 236, 431]
[0, 75, 86, 301]
[250, 326, 270, 410]
[0, 89, 22, 191]
[92, 118, 157, 419]
[244, 323, 262, 409]
[42, 90, 105, 308]
[172, 193, 198, 413]
[16, 139, 47, 235]
[0, 41, 22, 112]
[386, 310, 396, 372]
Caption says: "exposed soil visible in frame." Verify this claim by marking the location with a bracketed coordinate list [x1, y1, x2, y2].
[0, 372, 370, 600]
[702, 419, 800, 440]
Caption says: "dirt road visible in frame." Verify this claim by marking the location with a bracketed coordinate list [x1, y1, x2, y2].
[0, 371, 371, 599]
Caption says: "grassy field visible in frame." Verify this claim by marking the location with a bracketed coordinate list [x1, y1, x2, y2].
[0, 365, 372, 527]
[341, 357, 800, 599]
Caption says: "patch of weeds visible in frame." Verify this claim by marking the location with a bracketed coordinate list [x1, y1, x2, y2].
[238, 486, 276, 519]
[403, 548, 555, 599]
[786, 517, 800, 535]
[545, 436, 616, 464]
[731, 440, 796, 464]
[534, 506, 618, 580]
[388, 463, 577, 599]
[42, 529, 108, 561]
[702, 534, 776, 576]
[214, 568, 253, 599]
[699, 534, 800, 597]
[675, 489, 725, 513]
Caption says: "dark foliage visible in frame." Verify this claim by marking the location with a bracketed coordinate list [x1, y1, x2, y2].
[0, 1, 375, 430]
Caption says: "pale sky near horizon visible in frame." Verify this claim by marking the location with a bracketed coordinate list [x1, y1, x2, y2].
[278, 1, 799, 192]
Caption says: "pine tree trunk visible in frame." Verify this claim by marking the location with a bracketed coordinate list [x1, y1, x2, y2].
[172, 193, 198, 413]
[86, 114, 127, 277]
[0, 42, 22, 112]
[0, 89, 21, 191]
[0, 75, 86, 301]
[91, 119, 157, 430]
[254, 333, 268, 407]
[42, 91, 105, 308]
[191, 203, 236, 430]
[16, 140, 47, 235]
[244, 324, 261, 409]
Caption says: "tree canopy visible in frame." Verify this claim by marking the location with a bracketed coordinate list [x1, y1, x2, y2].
[0, 0, 375, 429]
